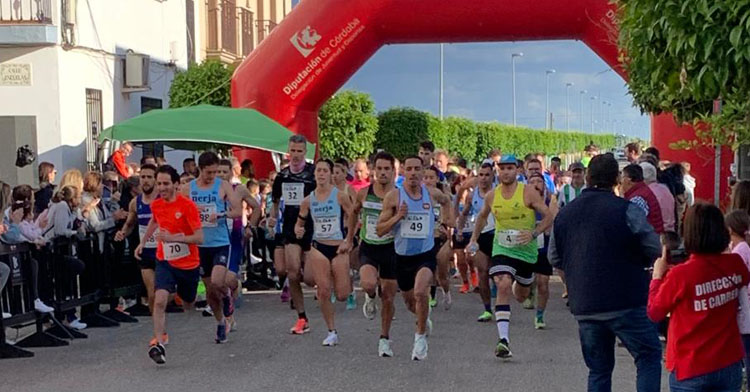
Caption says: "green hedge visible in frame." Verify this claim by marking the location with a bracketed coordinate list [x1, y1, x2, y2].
[375, 107, 616, 161]
[318, 91, 378, 161]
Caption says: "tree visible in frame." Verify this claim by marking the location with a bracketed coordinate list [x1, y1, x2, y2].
[318, 91, 378, 160]
[169, 60, 233, 108]
[376, 108, 433, 159]
[618, 0, 750, 149]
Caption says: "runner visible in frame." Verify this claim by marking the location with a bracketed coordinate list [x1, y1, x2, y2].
[526, 171, 559, 329]
[452, 174, 477, 294]
[333, 159, 358, 310]
[135, 165, 203, 365]
[352, 151, 399, 357]
[217, 159, 260, 330]
[376, 155, 453, 360]
[294, 159, 356, 346]
[189, 152, 242, 343]
[423, 165, 454, 310]
[558, 162, 586, 209]
[269, 134, 317, 334]
[115, 164, 158, 318]
[468, 154, 551, 358]
[460, 161, 496, 322]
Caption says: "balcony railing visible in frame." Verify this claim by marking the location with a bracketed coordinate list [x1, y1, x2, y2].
[255, 19, 277, 42]
[207, 0, 237, 56]
[240, 8, 254, 56]
[0, 0, 52, 23]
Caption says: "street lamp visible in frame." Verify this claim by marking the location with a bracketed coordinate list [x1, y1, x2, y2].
[511, 52, 523, 126]
[579, 90, 587, 131]
[439, 44, 444, 120]
[590, 96, 598, 133]
[545, 69, 556, 129]
[565, 82, 574, 131]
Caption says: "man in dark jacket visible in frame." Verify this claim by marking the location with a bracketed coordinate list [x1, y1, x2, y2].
[549, 153, 662, 392]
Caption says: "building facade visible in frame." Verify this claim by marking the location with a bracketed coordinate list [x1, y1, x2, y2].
[0, 0, 189, 186]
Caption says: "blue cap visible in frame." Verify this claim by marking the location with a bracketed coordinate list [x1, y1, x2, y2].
[498, 154, 517, 165]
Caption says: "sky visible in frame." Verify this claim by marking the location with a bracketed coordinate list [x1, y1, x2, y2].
[290, 0, 650, 140]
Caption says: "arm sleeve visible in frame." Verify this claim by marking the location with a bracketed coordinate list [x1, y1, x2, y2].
[647, 271, 683, 322]
[626, 203, 661, 266]
[548, 226, 562, 269]
[271, 174, 282, 204]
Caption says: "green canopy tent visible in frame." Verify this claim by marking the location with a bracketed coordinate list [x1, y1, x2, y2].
[98, 104, 315, 160]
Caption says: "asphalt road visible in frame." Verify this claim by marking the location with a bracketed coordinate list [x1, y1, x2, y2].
[2, 281, 669, 392]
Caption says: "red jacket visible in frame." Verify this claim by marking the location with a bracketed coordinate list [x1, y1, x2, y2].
[625, 182, 664, 233]
[648, 253, 749, 381]
[110, 150, 130, 178]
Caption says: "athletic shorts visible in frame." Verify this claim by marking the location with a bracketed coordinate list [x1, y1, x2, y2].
[452, 232, 471, 250]
[395, 249, 437, 292]
[139, 250, 156, 270]
[359, 242, 397, 280]
[282, 229, 312, 252]
[432, 236, 447, 254]
[228, 241, 243, 274]
[198, 245, 230, 278]
[155, 261, 200, 303]
[534, 252, 553, 276]
[489, 254, 535, 286]
[272, 233, 284, 249]
[311, 241, 339, 262]
[478, 231, 494, 257]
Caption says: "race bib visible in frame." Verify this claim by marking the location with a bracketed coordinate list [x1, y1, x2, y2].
[283, 183, 305, 206]
[365, 214, 392, 241]
[163, 242, 190, 261]
[314, 216, 341, 238]
[198, 204, 217, 228]
[462, 215, 476, 234]
[400, 213, 430, 239]
[496, 229, 523, 247]
[139, 225, 158, 249]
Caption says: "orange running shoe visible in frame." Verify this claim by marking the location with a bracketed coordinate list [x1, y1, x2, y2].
[290, 318, 310, 335]
[148, 333, 169, 347]
[471, 271, 479, 288]
[174, 294, 183, 306]
[459, 283, 470, 294]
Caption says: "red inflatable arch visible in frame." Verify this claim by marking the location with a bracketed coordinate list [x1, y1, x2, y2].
[232, 0, 729, 202]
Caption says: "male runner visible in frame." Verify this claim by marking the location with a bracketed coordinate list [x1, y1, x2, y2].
[333, 159, 358, 310]
[351, 152, 399, 357]
[115, 164, 158, 316]
[468, 155, 551, 358]
[424, 166, 454, 310]
[269, 134, 317, 334]
[460, 161, 496, 322]
[189, 152, 242, 343]
[136, 165, 203, 365]
[377, 156, 453, 361]
[526, 171, 558, 329]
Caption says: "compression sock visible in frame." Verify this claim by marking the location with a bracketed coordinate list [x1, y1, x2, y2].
[495, 304, 511, 340]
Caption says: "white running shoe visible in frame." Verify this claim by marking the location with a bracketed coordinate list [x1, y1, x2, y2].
[411, 334, 428, 361]
[363, 294, 377, 320]
[69, 319, 87, 330]
[378, 338, 393, 357]
[34, 299, 54, 313]
[322, 330, 339, 346]
[443, 290, 452, 310]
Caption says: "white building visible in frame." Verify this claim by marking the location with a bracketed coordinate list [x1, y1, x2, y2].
[0, 0, 190, 186]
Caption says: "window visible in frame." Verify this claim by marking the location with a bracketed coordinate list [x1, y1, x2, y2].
[85, 89, 102, 169]
[140, 97, 164, 158]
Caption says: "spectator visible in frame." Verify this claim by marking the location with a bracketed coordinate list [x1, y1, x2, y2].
[489, 149, 502, 165]
[621, 164, 665, 234]
[642, 162, 676, 232]
[0, 260, 10, 318]
[101, 171, 121, 214]
[645, 147, 660, 161]
[107, 141, 133, 178]
[648, 203, 749, 391]
[140, 155, 157, 166]
[119, 175, 140, 211]
[683, 162, 696, 207]
[82, 172, 124, 239]
[182, 157, 198, 177]
[726, 210, 750, 388]
[350, 158, 371, 191]
[35, 161, 56, 216]
[732, 180, 750, 213]
[625, 142, 641, 163]
[240, 159, 255, 184]
[558, 162, 586, 209]
[549, 153, 662, 392]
